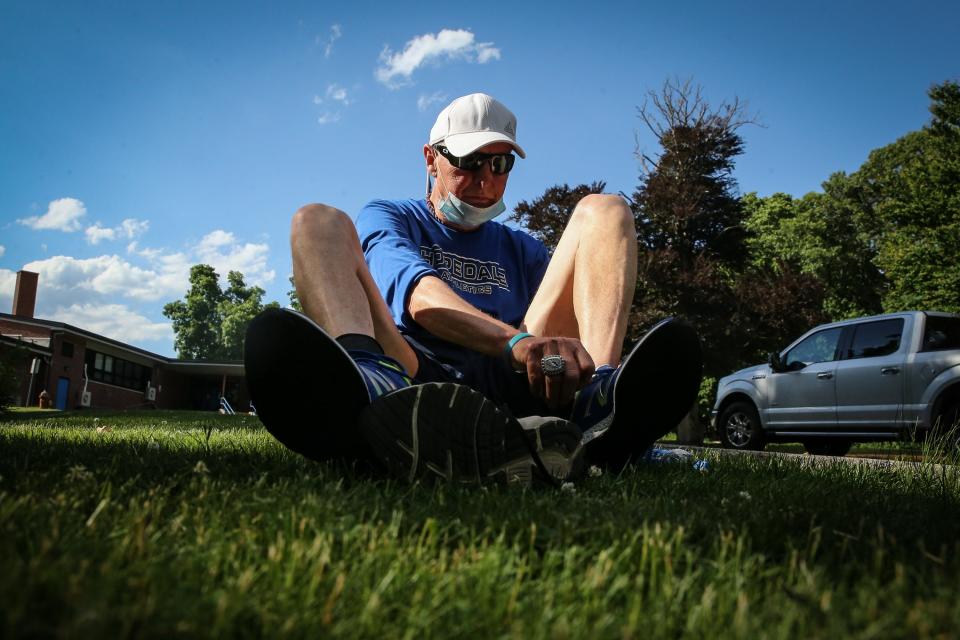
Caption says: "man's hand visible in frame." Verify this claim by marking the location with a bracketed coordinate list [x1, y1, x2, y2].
[510, 336, 595, 411]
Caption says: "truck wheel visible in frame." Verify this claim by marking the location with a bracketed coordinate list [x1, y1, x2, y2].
[803, 440, 852, 457]
[719, 401, 765, 451]
[933, 400, 960, 449]
[937, 401, 960, 435]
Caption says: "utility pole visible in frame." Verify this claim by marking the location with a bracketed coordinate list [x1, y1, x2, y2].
[25, 358, 40, 407]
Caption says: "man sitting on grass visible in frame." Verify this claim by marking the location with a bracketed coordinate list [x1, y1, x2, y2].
[245, 93, 702, 485]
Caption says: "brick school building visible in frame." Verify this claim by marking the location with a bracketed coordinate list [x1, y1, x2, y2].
[1, 271, 247, 412]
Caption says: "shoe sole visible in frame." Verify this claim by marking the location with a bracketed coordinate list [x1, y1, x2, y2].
[359, 383, 585, 486]
[244, 308, 372, 461]
[584, 317, 703, 467]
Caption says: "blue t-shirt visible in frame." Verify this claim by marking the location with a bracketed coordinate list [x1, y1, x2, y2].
[355, 198, 550, 368]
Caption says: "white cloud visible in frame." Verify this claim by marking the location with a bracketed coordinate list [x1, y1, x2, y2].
[375, 29, 501, 87]
[18, 197, 87, 232]
[121, 218, 149, 239]
[326, 83, 350, 105]
[4, 230, 274, 351]
[48, 303, 172, 343]
[85, 224, 117, 245]
[313, 84, 351, 124]
[151, 252, 193, 299]
[18, 240, 272, 309]
[317, 23, 342, 58]
[0, 268, 15, 313]
[418, 91, 448, 112]
[23, 255, 171, 302]
[197, 229, 235, 250]
[476, 45, 500, 64]
[194, 230, 275, 287]
[141, 247, 163, 260]
[0, 245, 5, 258]
[86, 218, 150, 245]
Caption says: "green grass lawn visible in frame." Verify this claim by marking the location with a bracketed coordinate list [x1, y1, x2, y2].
[2, 410, 959, 638]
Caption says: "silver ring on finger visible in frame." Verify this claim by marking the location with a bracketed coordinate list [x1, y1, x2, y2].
[540, 354, 566, 377]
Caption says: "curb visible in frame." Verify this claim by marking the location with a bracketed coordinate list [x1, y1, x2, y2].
[657, 442, 958, 477]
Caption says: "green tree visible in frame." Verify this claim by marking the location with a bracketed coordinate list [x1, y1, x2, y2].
[633, 78, 752, 267]
[744, 80, 960, 316]
[631, 79, 748, 374]
[630, 79, 824, 376]
[742, 181, 884, 319]
[164, 264, 277, 359]
[163, 264, 223, 359]
[856, 80, 960, 312]
[220, 270, 278, 358]
[0, 343, 30, 413]
[287, 275, 302, 312]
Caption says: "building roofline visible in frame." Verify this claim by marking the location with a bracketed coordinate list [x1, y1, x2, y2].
[0, 312, 171, 362]
[0, 333, 52, 356]
[0, 312, 242, 367]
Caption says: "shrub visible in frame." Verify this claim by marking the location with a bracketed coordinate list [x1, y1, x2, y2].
[0, 344, 28, 414]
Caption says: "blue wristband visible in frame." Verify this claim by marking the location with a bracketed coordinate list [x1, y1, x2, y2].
[504, 332, 534, 365]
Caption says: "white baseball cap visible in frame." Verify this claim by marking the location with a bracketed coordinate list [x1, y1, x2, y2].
[429, 93, 526, 158]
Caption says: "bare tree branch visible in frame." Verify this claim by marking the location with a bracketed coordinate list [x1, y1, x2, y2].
[635, 76, 760, 170]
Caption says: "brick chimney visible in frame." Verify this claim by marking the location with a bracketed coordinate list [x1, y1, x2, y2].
[12, 270, 39, 318]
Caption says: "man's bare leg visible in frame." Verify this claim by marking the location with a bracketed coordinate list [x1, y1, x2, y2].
[523, 194, 638, 367]
[290, 203, 419, 375]
[523, 194, 701, 469]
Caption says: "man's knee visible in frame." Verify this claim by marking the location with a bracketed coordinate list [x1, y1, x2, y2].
[291, 203, 357, 243]
[574, 193, 633, 228]
[577, 193, 633, 222]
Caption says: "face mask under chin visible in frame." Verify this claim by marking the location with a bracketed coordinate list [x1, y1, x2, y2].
[432, 170, 505, 228]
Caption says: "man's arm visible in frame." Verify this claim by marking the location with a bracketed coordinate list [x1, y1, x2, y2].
[408, 275, 517, 355]
[409, 276, 594, 409]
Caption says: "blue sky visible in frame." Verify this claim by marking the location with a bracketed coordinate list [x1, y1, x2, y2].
[1, 0, 957, 356]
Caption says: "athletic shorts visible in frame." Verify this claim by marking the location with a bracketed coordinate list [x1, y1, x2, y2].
[403, 336, 560, 419]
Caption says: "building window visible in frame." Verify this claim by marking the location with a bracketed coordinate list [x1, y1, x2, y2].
[61, 341, 74, 358]
[84, 349, 152, 391]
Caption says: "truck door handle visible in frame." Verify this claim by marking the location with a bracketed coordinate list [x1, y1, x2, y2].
[881, 367, 900, 375]
[817, 372, 833, 380]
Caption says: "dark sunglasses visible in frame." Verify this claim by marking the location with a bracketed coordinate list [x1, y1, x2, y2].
[433, 145, 516, 175]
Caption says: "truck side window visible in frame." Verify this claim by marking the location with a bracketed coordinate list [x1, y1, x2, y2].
[922, 316, 960, 351]
[784, 327, 843, 369]
[845, 318, 904, 359]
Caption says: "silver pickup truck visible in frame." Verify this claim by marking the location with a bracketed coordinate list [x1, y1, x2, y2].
[711, 311, 960, 455]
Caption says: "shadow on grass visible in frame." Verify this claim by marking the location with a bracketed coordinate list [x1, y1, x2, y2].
[0, 409, 263, 430]
[0, 408, 63, 421]
[0, 426, 368, 484]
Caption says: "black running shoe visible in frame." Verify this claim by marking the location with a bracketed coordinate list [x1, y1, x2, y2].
[244, 307, 412, 461]
[358, 382, 585, 486]
[569, 317, 702, 469]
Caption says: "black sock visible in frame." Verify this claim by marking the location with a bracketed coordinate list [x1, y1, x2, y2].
[336, 333, 384, 355]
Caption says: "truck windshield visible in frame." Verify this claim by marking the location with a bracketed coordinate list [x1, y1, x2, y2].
[923, 316, 960, 351]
